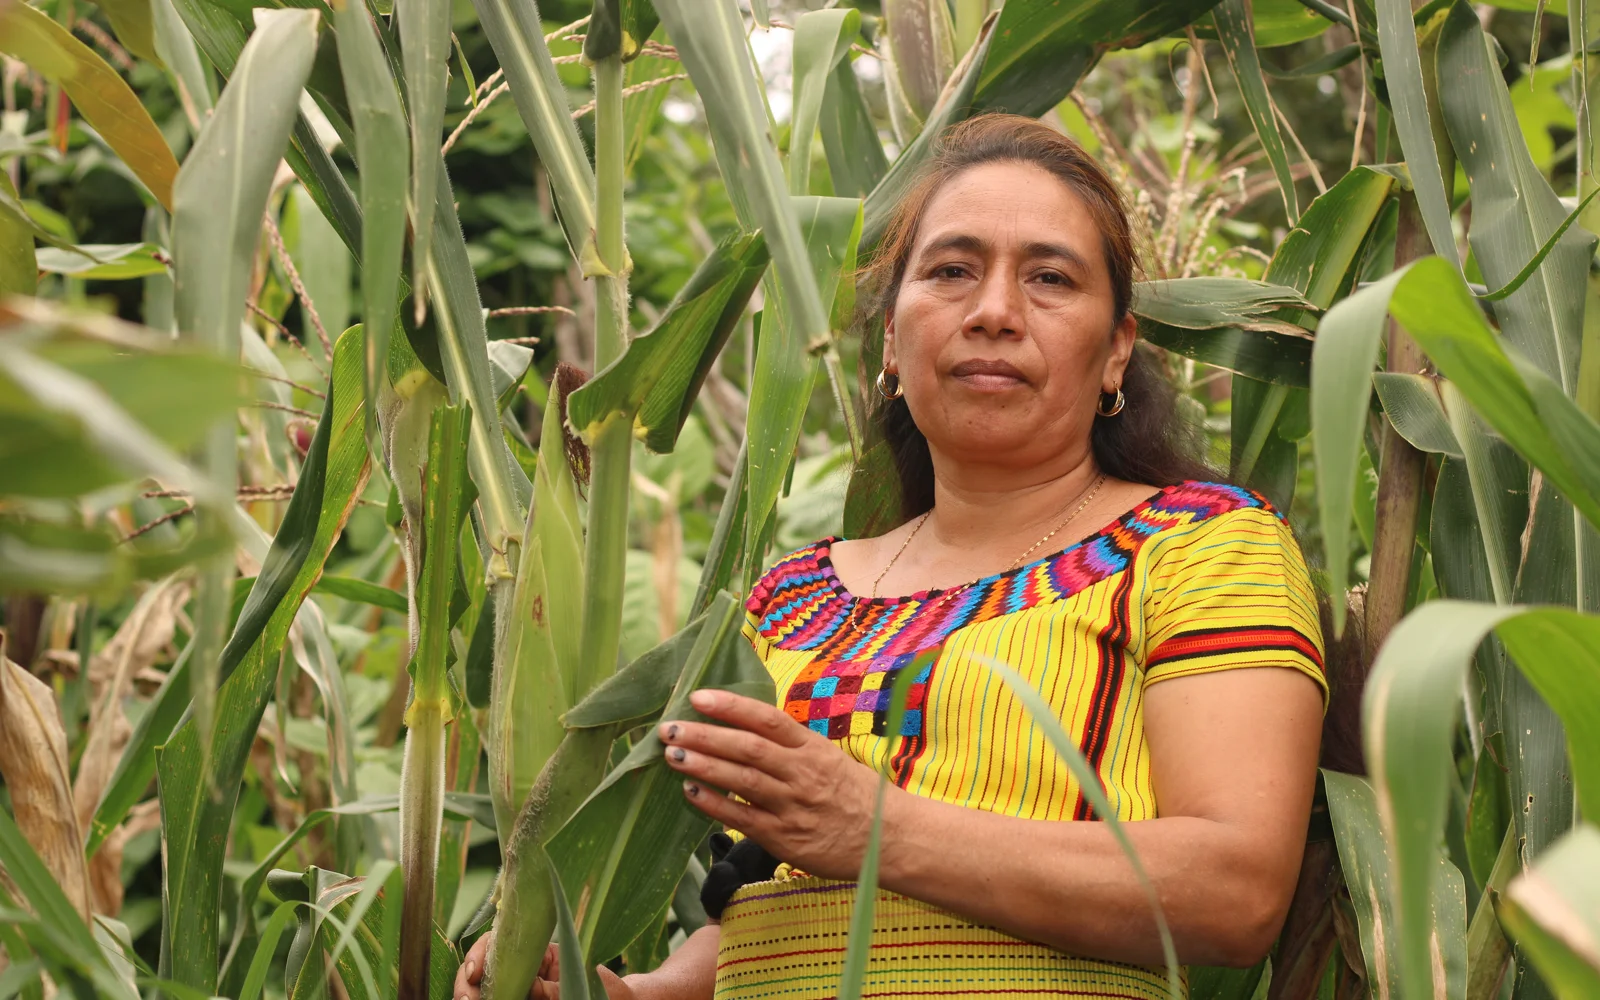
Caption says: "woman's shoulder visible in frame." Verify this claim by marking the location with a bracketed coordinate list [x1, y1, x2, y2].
[1135, 479, 1300, 563]
[744, 537, 841, 621]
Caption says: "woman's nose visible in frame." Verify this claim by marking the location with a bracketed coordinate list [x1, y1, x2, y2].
[963, 270, 1024, 338]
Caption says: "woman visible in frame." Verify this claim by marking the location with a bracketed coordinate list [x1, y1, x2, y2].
[458, 113, 1328, 1000]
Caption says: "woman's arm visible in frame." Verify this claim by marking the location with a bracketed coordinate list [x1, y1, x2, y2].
[625, 924, 720, 1000]
[663, 668, 1323, 969]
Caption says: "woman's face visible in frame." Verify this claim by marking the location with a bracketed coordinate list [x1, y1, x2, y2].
[884, 160, 1136, 477]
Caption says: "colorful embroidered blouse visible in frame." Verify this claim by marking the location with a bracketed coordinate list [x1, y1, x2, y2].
[714, 481, 1326, 1000]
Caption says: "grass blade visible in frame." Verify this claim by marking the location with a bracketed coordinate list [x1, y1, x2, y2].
[1374, 0, 1458, 268]
[399, 0, 451, 316]
[1215, 0, 1299, 223]
[788, 9, 860, 196]
[333, 0, 410, 462]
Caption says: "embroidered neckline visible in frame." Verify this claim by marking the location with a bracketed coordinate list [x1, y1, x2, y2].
[813, 486, 1171, 606]
[747, 480, 1273, 658]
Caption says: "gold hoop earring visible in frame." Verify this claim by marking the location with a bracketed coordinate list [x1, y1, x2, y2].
[1096, 387, 1125, 417]
[876, 368, 903, 400]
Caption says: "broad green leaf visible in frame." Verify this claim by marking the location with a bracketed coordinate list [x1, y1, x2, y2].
[312, 575, 407, 613]
[545, 592, 776, 967]
[1214, 0, 1298, 223]
[151, 0, 212, 117]
[972, 0, 1225, 117]
[745, 198, 863, 579]
[489, 370, 584, 836]
[1373, 373, 1461, 457]
[398, 403, 470, 1000]
[1133, 278, 1315, 386]
[1438, 3, 1596, 393]
[329, 0, 403, 451]
[881, 0, 957, 128]
[567, 231, 768, 453]
[1364, 602, 1600, 1000]
[86, 644, 191, 856]
[788, 9, 860, 196]
[1499, 825, 1600, 1000]
[423, 159, 530, 558]
[690, 439, 748, 619]
[1374, 0, 1459, 268]
[842, 438, 903, 542]
[157, 326, 370, 994]
[1268, 165, 1397, 311]
[1324, 769, 1468, 1000]
[399, 0, 450, 312]
[466, 0, 596, 258]
[861, 22, 997, 249]
[0, 2, 179, 209]
[0, 510, 223, 597]
[1197, 0, 1334, 47]
[33, 243, 168, 280]
[562, 617, 705, 731]
[549, 864, 592, 1000]
[820, 56, 888, 199]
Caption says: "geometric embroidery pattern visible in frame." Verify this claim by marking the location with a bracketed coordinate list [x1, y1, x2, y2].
[781, 650, 933, 740]
[746, 480, 1275, 663]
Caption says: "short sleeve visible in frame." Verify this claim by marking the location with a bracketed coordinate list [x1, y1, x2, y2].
[1139, 506, 1327, 706]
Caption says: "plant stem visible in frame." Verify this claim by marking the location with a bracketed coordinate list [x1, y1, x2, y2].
[575, 52, 632, 702]
[821, 344, 863, 463]
[1364, 192, 1431, 663]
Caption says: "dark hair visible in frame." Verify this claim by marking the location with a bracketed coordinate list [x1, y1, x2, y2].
[854, 113, 1365, 774]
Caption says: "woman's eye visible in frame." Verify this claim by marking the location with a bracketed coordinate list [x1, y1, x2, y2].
[934, 264, 969, 279]
[1034, 271, 1066, 286]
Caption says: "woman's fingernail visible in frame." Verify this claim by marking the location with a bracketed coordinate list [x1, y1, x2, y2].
[464, 961, 475, 979]
[669, 746, 687, 763]
[684, 781, 701, 798]
[690, 690, 716, 710]
[664, 723, 679, 741]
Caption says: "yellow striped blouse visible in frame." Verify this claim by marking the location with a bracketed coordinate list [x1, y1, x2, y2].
[716, 481, 1326, 1000]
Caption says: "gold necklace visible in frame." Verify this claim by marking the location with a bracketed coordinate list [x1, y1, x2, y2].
[867, 473, 1109, 598]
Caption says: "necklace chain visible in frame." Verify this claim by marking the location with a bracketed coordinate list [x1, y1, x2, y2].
[867, 473, 1109, 598]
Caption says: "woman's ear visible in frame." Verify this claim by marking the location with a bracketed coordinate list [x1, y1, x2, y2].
[882, 308, 899, 372]
[1103, 311, 1137, 391]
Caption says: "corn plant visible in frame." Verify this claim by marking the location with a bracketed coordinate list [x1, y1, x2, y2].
[4, 0, 1600, 999]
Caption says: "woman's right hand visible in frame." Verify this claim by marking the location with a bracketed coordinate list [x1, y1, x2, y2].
[452, 933, 642, 1000]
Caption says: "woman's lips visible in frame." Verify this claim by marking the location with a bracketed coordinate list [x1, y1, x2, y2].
[950, 358, 1028, 390]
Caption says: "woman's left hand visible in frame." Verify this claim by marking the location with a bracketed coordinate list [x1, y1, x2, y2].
[660, 689, 887, 881]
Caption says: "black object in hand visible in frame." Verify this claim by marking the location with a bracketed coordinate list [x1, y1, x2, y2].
[700, 832, 781, 919]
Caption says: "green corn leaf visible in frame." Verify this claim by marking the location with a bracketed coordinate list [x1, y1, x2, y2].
[152, 0, 212, 116]
[563, 616, 707, 731]
[550, 863, 592, 1000]
[1265, 42, 1361, 77]
[1214, 0, 1299, 223]
[972, 0, 1225, 118]
[545, 591, 776, 968]
[566, 231, 769, 453]
[789, 9, 861, 196]
[881, 0, 957, 128]
[1323, 769, 1468, 1000]
[86, 644, 190, 856]
[1438, 3, 1596, 392]
[860, 22, 996, 249]
[235, 902, 299, 1000]
[290, 866, 458, 1000]
[1363, 602, 1600, 1000]
[466, 0, 595, 258]
[423, 158, 530, 564]
[312, 575, 408, 614]
[399, 0, 451, 313]
[838, 651, 928, 1000]
[398, 403, 470, 1000]
[490, 370, 585, 835]
[0, 2, 179, 209]
[820, 54, 888, 199]
[1498, 825, 1600, 999]
[33, 243, 167, 280]
[1133, 278, 1316, 387]
[1374, 0, 1459, 268]
[156, 326, 370, 994]
[691, 439, 749, 619]
[1268, 165, 1397, 310]
[1372, 373, 1461, 457]
[332, 0, 409, 463]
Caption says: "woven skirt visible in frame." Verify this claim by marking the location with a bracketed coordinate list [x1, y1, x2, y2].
[713, 874, 1186, 999]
